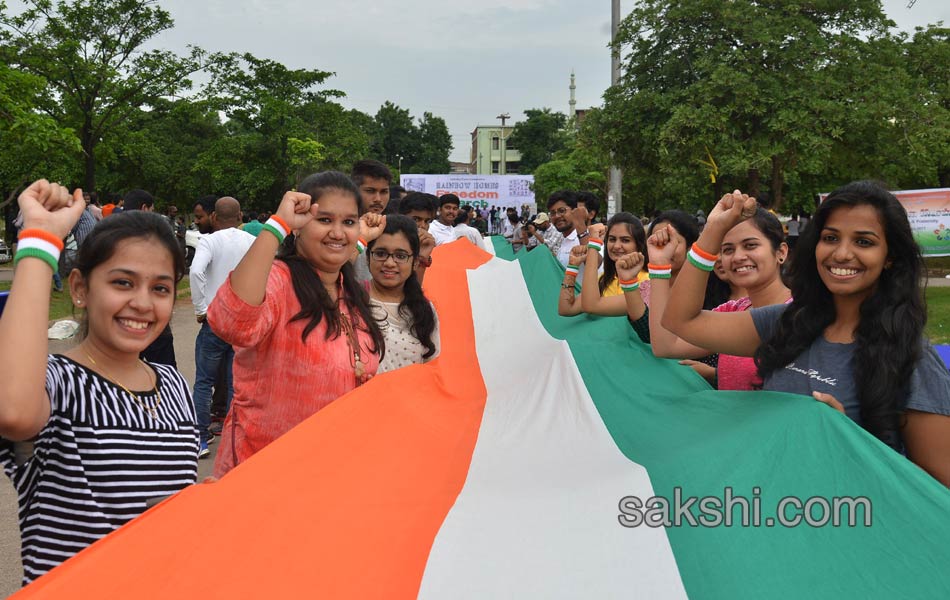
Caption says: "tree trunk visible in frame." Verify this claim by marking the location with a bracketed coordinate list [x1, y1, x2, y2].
[82, 123, 97, 192]
[747, 168, 760, 198]
[771, 156, 785, 212]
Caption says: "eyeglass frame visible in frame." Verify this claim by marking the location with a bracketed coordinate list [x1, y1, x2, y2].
[551, 206, 572, 216]
[368, 248, 415, 265]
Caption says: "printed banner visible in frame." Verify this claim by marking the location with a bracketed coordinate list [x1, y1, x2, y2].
[821, 187, 950, 256]
[400, 174, 536, 212]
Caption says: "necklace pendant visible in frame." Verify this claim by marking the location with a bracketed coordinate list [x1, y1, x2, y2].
[355, 360, 365, 378]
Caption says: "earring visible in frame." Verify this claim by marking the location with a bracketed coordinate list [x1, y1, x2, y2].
[778, 258, 785, 264]
[76, 299, 83, 306]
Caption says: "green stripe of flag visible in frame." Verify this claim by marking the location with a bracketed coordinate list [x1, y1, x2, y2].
[498, 244, 950, 598]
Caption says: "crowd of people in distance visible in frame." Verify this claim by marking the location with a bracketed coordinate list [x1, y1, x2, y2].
[0, 163, 948, 587]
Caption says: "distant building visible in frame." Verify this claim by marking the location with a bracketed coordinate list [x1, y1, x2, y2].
[449, 161, 472, 174]
[470, 126, 522, 175]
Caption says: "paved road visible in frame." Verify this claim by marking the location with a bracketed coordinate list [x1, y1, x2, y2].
[0, 280, 213, 597]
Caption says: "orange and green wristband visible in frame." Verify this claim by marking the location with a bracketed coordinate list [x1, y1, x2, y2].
[262, 215, 291, 243]
[687, 243, 718, 272]
[648, 263, 672, 279]
[14, 229, 63, 273]
[619, 278, 640, 293]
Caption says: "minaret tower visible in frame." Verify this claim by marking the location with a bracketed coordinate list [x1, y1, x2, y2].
[569, 70, 576, 119]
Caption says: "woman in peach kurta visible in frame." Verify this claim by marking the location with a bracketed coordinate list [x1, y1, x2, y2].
[208, 171, 386, 477]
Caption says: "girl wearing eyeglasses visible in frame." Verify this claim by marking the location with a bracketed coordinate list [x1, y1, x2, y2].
[367, 215, 441, 373]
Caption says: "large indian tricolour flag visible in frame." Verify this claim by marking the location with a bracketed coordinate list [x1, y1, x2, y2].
[14, 239, 950, 598]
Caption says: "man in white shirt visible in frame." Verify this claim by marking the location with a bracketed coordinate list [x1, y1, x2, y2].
[453, 206, 487, 251]
[190, 196, 255, 456]
[430, 194, 460, 245]
[546, 190, 582, 266]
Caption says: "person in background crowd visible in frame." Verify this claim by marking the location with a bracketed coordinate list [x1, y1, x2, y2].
[0, 181, 197, 583]
[396, 192, 437, 283]
[385, 185, 408, 215]
[504, 211, 524, 252]
[546, 190, 581, 267]
[663, 184, 950, 486]
[454, 206, 487, 251]
[351, 159, 393, 283]
[166, 205, 186, 260]
[430, 194, 460, 246]
[242, 211, 264, 237]
[86, 192, 102, 221]
[786, 213, 800, 253]
[193, 195, 216, 235]
[367, 215, 440, 373]
[190, 197, 256, 458]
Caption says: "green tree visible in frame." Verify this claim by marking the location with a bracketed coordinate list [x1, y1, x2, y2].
[0, 61, 80, 207]
[412, 112, 452, 173]
[508, 108, 569, 173]
[601, 0, 908, 211]
[0, 0, 207, 191]
[96, 97, 224, 207]
[198, 52, 336, 208]
[371, 101, 418, 171]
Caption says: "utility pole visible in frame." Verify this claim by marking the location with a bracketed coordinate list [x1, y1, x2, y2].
[608, 0, 622, 216]
[497, 112, 510, 175]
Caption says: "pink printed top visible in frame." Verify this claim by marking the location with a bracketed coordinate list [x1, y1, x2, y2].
[208, 261, 380, 477]
[713, 296, 792, 391]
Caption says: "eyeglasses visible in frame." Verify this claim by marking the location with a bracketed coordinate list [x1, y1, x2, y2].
[369, 249, 413, 264]
[552, 207, 571, 216]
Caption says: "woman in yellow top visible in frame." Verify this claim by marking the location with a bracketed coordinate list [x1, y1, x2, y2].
[558, 212, 647, 316]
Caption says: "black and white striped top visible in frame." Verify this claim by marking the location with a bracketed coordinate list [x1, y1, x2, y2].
[0, 355, 198, 584]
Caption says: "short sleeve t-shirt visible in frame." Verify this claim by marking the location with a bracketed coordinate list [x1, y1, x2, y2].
[751, 303, 950, 446]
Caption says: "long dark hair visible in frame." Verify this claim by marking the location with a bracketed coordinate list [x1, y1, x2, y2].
[599, 212, 646, 295]
[72, 211, 185, 339]
[368, 215, 438, 359]
[754, 181, 925, 448]
[276, 171, 384, 357]
[649, 210, 725, 309]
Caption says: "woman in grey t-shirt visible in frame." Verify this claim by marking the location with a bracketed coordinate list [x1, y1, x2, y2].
[661, 182, 950, 487]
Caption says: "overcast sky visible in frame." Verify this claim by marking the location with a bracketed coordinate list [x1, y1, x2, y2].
[34, 0, 950, 162]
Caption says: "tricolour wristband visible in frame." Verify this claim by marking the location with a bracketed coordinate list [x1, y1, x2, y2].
[587, 238, 604, 253]
[565, 264, 580, 278]
[15, 229, 63, 272]
[619, 278, 640, 293]
[356, 237, 368, 255]
[687, 243, 718, 272]
[262, 216, 290, 243]
[648, 263, 672, 279]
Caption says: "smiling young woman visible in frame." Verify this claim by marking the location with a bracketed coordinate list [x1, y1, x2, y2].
[0, 181, 197, 584]
[367, 215, 440, 374]
[662, 182, 950, 486]
[206, 171, 387, 477]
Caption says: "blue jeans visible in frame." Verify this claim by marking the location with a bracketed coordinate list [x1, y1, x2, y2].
[193, 321, 234, 443]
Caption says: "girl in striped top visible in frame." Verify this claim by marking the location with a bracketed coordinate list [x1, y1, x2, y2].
[0, 180, 198, 584]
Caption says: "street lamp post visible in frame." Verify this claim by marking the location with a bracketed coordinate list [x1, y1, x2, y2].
[497, 112, 510, 175]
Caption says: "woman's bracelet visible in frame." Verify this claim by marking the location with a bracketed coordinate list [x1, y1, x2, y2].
[687, 243, 718, 272]
[262, 216, 290, 243]
[565, 264, 580, 278]
[587, 238, 603, 253]
[619, 278, 640, 293]
[648, 263, 672, 279]
[14, 229, 64, 273]
[356, 237, 368, 255]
